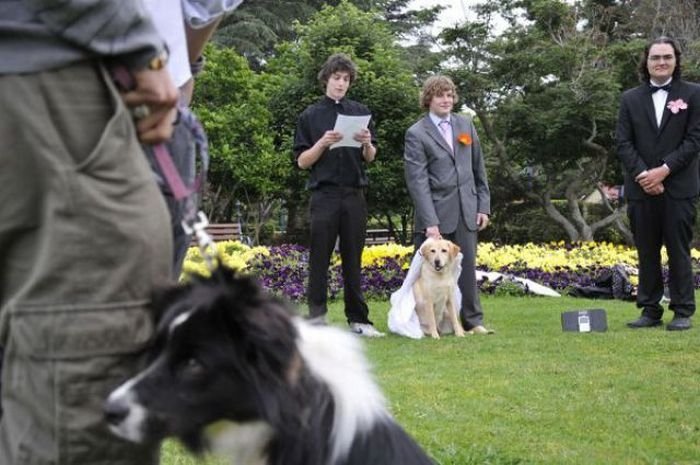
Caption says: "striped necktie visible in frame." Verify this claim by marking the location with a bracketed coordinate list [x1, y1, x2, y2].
[438, 120, 453, 150]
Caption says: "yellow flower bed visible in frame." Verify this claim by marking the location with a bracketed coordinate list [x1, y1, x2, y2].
[183, 240, 694, 280]
[361, 243, 413, 268]
[476, 241, 642, 272]
[182, 240, 264, 278]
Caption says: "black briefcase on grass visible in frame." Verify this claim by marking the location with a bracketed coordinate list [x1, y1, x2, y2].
[561, 309, 607, 332]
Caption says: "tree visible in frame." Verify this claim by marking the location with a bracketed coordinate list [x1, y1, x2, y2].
[213, 1, 320, 69]
[192, 45, 291, 244]
[195, 0, 700, 245]
[441, 0, 631, 242]
[265, 1, 422, 244]
[214, 0, 443, 72]
[376, 0, 443, 39]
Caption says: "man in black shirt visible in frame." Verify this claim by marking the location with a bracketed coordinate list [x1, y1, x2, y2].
[293, 53, 384, 337]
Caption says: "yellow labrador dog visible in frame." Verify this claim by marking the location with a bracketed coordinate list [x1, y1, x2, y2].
[413, 237, 465, 339]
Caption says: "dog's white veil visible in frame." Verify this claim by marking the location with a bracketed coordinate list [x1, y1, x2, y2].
[387, 250, 463, 339]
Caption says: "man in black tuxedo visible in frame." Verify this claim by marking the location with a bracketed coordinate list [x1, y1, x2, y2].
[617, 36, 700, 331]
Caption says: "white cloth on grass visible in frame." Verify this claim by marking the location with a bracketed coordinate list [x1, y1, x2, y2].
[475, 271, 561, 297]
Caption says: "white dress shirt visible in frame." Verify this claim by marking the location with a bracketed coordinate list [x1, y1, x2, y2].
[429, 112, 453, 149]
[651, 78, 672, 127]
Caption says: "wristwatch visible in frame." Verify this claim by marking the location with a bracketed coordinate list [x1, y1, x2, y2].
[147, 48, 169, 71]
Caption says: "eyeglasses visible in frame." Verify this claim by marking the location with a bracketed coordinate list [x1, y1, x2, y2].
[648, 54, 675, 62]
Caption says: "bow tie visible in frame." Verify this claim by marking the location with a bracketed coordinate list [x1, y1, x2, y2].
[650, 83, 672, 93]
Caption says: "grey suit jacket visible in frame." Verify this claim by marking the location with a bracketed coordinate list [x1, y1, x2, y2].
[404, 113, 491, 233]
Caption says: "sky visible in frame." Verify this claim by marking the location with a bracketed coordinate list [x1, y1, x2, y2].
[408, 0, 476, 29]
[408, 0, 511, 35]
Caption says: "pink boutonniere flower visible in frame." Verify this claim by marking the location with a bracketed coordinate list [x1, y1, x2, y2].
[667, 99, 688, 114]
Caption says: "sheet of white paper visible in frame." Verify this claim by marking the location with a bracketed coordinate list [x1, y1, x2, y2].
[331, 114, 371, 149]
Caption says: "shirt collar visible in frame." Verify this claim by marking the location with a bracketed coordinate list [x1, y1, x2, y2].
[323, 95, 346, 106]
[429, 112, 451, 127]
[650, 77, 673, 88]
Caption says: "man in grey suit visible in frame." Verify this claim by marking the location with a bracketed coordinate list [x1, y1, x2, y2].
[404, 75, 493, 334]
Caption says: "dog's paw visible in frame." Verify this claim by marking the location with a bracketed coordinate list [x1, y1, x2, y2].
[429, 332, 441, 339]
[454, 329, 466, 337]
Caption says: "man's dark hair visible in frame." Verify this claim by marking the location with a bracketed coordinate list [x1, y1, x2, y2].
[317, 53, 357, 86]
[638, 36, 682, 83]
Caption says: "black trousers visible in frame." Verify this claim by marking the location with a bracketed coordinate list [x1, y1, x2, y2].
[414, 217, 484, 330]
[627, 195, 697, 318]
[307, 186, 371, 324]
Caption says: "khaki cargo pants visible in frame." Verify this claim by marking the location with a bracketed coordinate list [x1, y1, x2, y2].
[0, 62, 172, 464]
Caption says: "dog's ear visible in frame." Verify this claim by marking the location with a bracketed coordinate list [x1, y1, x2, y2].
[216, 273, 299, 379]
[449, 241, 461, 258]
[420, 239, 431, 256]
[211, 265, 240, 286]
[150, 283, 193, 327]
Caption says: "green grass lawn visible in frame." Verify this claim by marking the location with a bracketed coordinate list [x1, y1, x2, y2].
[161, 294, 700, 465]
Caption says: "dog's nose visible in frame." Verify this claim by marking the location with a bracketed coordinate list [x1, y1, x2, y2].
[103, 398, 130, 426]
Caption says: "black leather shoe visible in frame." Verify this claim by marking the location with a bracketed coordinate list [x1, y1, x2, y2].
[666, 316, 692, 331]
[626, 316, 662, 328]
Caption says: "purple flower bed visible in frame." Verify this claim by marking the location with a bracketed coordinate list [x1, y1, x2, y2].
[485, 265, 604, 290]
[246, 244, 408, 302]
[245, 244, 700, 302]
[246, 244, 314, 301]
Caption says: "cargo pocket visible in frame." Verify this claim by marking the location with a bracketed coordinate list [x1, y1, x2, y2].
[9, 301, 160, 465]
[67, 65, 151, 184]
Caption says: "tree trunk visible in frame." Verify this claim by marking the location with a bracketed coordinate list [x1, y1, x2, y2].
[475, 109, 629, 243]
[542, 192, 581, 241]
[283, 191, 309, 246]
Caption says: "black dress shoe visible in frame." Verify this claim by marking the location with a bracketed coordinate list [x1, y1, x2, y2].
[666, 316, 692, 331]
[626, 316, 663, 328]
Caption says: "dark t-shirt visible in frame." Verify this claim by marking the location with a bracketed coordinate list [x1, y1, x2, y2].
[293, 96, 376, 189]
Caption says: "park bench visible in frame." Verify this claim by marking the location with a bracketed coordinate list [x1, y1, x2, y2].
[365, 228, 395, 245]
[189, 223, 241, 245]
[189, 225, 395, 246]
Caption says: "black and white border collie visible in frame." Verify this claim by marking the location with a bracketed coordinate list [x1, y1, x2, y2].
[104, 267, 434, 465]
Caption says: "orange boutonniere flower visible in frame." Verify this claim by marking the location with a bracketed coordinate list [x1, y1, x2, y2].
[458, 133, 472, 146]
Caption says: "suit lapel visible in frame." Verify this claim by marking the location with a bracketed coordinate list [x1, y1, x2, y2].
[452, 116, 466, 158]
[658, 83, 682, 134]
[422, 116, 454, 157]
[641, 86, 658, 131]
